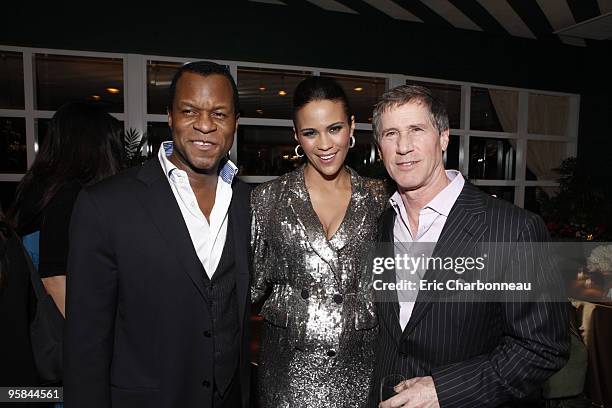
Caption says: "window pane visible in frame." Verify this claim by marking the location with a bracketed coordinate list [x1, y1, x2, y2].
[237, 125, 299, 176]
[322, 73, 386, 123]
[36, 118, 50, 152]
[524, 186, 556, 216]
[477, 185, 514, 203]
[406, 81, 461, 129]
[0, 182, 19, 213]
[0, 117, 27, 173]
[0, 51, 24, 109]
[346, 130, 377, 174]
[237, 67, 311, 119]
[528, 94, 570, 136]
[348, 129, 390, 180]
[147, 122, 172, 157]
[471, 88, 517, 132]
[35, 54, 124, 112]
[147, 61, 182, 114]
[468, 137, 515, 180]
[526, 140, 568, 181]
[445, 134, 460, 171]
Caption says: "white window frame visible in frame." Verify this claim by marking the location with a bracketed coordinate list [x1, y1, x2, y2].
[1, 45, 580, 208]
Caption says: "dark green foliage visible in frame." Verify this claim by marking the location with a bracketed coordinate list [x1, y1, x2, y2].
[122, 128, 151, 168]
[539, 158, 612, 241]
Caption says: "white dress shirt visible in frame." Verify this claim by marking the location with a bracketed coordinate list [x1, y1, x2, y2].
[390, 170, 465, 330]
[158, 141, 237, 279]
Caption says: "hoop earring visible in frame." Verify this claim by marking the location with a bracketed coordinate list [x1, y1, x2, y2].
[349, 135, 355, 148]
[294, 144, 304, 158]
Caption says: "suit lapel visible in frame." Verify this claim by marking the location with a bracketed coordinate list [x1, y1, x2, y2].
[327, 168, 370, 289]
[377, 208, 403, 342]
[399, 183, 489, 339]
[328, 168, 365, 253]
[135, 159, 208, 303]
[287, 167, 340, 275]
[229, 181, 249, 331]
[291, 166, 376, 290]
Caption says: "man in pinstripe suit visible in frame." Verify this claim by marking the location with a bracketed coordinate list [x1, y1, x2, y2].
[369, 85, 569, 408]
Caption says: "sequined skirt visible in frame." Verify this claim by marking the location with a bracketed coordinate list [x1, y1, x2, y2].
[258, 321, 376, 408]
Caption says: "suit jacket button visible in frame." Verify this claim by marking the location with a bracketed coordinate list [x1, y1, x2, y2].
[301, 289, 309, 299]
[327, 349, 336, 357]
[203, 330, 211, 338]
[333, 294, 343, 304]
[202, 380, 211, 388]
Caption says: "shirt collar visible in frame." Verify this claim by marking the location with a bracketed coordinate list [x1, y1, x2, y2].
[426, 170, 464, 216]
[389, 192, 404, 216]
[389, 170, 465, 217]
[158, 141, 238, 185]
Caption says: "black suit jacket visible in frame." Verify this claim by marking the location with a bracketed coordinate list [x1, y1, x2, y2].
[64, 159, 251, 408]
[370, 182, 570, 407]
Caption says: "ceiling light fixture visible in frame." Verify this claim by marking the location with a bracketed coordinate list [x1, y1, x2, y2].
[278, 90, 287, 96]
[105, 87, 121, 94]
[353, 87, 364, 92]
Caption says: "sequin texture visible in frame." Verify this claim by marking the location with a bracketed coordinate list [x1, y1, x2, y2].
[251, 166, 389, 407]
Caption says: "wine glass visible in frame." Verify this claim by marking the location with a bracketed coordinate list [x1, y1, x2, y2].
[380, 374, 406, 402]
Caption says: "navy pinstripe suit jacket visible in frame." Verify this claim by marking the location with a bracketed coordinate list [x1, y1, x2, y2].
[369, 182, 570, 408]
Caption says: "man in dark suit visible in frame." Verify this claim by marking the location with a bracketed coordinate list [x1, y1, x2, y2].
[369, 85, 569, 408]
[64, 61, 251, 407]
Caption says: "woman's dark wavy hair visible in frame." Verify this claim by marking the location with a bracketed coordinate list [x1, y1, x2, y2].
[292, 76, 352, 124]
[7, 102, 124, 228]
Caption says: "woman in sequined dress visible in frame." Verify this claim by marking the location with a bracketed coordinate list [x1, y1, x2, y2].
[251, 77, 389, 407]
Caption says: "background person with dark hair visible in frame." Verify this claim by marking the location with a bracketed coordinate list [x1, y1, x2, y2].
[8, 101, 124, 317]
[1, 102, 122, 406]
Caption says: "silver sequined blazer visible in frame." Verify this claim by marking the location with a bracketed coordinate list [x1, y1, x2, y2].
[250, 165, 389, 351]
